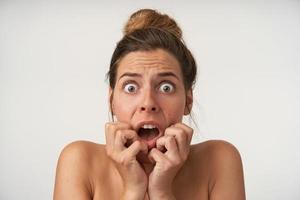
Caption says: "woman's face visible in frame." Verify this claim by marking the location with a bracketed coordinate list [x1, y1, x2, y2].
[110, 49, 192, 149]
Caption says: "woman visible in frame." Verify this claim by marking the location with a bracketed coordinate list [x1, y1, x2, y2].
[54, 9, 245, 200]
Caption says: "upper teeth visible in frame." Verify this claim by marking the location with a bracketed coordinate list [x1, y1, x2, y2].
[142, 124, 156, 129]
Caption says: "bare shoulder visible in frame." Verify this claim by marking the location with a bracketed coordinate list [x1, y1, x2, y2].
[190, 140, 246, 200]
[192, 140, 242, 160]
[58, 140, 106, 160]
[190, 140, 243, 166]
[54, 141, 107, 200]
[56, 140, 106, 171]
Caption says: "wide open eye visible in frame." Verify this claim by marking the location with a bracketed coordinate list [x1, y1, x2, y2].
[159, 82, 174, 93]
[124, 83, 138, 93]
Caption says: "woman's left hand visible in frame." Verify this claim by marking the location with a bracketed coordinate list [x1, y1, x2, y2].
[147, 123, 193, 199]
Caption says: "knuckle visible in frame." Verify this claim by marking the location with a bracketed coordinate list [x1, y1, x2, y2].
[134, 140, 141, 145]
[168, 135, 176, 143]
[115, 129, 123, 137]
[177, 128, 185, 135]
[105, 122, 111, 130]
[170, 127, 183, 135]
[156, 137, 164, 144]
[127, 130, 136, 138]
[174, 159, 182, 166]
[105, 122, 111, 129]
[172, 156, 183, 167]
[117, 154, 130, 165]
[133, 140, 141, 148]
[167, 136, 175, 144]
[164, 135, 171, 141]
[179, 154, 186, 163]
[115, 128, 121, 134]
[149, 148, 157, 156]
[164, 160, 174, 170]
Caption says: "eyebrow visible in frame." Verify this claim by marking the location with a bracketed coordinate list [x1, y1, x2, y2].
[119, 72, 180, 80]
[157, 72, 180, 80]
[119, 72, 141, 79]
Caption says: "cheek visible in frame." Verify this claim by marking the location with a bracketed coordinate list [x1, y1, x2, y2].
[160, 95, 186, 121]
[112, 94, 137, 121]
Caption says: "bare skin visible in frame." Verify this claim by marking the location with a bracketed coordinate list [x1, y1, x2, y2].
[54, 140, 245, 200]
[54, 50, 245, 200]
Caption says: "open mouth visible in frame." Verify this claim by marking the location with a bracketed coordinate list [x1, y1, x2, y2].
[138, 125, 160, 141]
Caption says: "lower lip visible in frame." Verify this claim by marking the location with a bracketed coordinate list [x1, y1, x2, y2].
[139, 135, 161, 149]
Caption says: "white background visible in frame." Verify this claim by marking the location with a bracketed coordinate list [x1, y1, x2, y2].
[1, 0, 299, 199]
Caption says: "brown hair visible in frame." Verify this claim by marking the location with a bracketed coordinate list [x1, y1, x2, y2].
[107, 8, 197, 91]
[107, 9, 197, 120]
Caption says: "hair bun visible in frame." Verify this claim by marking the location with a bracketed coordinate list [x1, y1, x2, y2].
[123, 9, 182, 39]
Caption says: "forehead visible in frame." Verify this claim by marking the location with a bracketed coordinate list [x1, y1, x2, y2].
[116, 49, 182, 77]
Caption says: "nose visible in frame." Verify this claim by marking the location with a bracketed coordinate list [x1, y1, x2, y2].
[139, 88, 159, 113]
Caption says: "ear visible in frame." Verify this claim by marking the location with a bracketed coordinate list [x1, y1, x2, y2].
[184, 89, 193, 115]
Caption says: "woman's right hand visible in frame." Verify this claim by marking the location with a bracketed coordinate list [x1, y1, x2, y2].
[105, 122, 148, 200]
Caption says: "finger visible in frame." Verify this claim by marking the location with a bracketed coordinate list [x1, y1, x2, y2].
[115, 129, 138, 152]
[124, 140, 148, 158]
[156, 136, 167, 152]
[148, 148, 168, 164]
[164, 126, 187, 153]
[156, 135, 179, 156]
[173, 123, 194, 145]
[165, 126, 190, 155]
[105, 122, 115, 147]
[105, 122, 132, 147]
